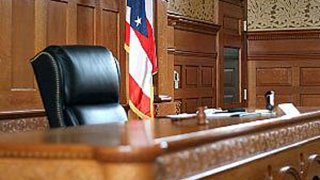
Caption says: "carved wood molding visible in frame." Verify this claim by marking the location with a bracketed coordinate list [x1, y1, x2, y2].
[167, 12, 220, 35]
[156, 120, 320, 179]
[0, 109, 45, 120]
[247, 30, 320, 41]
[167, 49, 217, 59]
[0, 147, 92, 160]
[0, 117, 48, 134]
[247, 30, 320, 60]
[0, 109, 48, 133]
[247, 54, 320, 61]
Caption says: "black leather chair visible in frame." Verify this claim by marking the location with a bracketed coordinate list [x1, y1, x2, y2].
[31, 45, 127, 128]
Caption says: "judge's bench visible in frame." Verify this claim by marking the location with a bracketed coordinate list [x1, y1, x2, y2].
[0, 109, 319, 180]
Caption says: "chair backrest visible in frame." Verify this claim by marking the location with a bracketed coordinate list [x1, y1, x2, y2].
[31, 45, 127, 128]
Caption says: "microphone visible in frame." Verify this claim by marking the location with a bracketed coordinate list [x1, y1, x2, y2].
[265, 90, 275, 111]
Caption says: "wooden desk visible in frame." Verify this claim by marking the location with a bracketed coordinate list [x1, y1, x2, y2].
[0, 111, 320, 179]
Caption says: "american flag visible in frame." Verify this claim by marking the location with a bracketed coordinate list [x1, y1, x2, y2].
[125, 0, 158, 119]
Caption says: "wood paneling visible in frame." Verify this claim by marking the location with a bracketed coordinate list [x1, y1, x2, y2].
[77, 5, 95, 44]
[47, 0, 67, 45]
[217, 0, 246, 108]
[184, 98, 199, 113]
[168, 13, 219, 113]
[12, 0, 35, 89]
[201, 67, 213, 86]
[156, 0, 174, 98]
[101, 10, 119, 57]
[256, 68, 292, 86]
[301, 95, 320, 107]
[174, 29, 215, 53]
[256, 95, 294, 109]
[173, 53, 216, 112]
[0, 0, 126, 112]
[247, 30, 320, 60]
[185, 66, 198, 87]
[247, 30, 320, 109]
[301, 68, 320, 86]
[223, 16, 240, 35]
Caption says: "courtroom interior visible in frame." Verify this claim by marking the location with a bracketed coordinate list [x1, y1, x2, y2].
[1, 0, 320, 179]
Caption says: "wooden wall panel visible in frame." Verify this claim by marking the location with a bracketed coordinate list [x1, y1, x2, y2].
[77, 5, 95, 44]
[12, 0, 35, 89]
[256, 68, 292, 86]
[0, 0, 126, 112]
[174, 29, 215, 53]
[168, 14, 219, 113]
[47, 1, 67, 45]
[184, 98, 199, 113]
[101, 10, 119, 57]
[0, 0, 12, 91]
[223, 16, 240, 35]
[185, 66, 198, 88]
[256, 95, 294, 108]
[301, 95, 320, 107]
[300, 68, 320, 86]
[248, 30, 320, 109]
[201, 97, 213, 107]
[173, 54, 216, 113]
[247, 30, 320, 60]
[156, 0, 174, 98]
[201, 67, 213, 87]
[100, 0, 118, 11]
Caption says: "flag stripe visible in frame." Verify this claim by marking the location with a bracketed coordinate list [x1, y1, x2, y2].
[126, 0, 157, 119]
[129, 75, 151, 116]
[128, 28, 152, 96]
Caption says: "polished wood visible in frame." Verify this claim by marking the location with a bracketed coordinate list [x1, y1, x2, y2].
[247, 30, 320, 60]
[217, 0, 247, 108]
[0, 109, 320, 179]
[155, 0, 173, 98]
[0, 0, 126, 112]
[167, 13, 220, 113]
[155, 101, 179, 116]
[247, 30, 320, 109]
[0, 109, 45, 120]
[0, 110, 48, 133]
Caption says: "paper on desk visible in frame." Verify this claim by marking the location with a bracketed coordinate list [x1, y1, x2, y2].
[206, 112, 240, 117]
[166, 113, 196, 119]
[278, 103, 300, 117]
[206, 112, 264, 118]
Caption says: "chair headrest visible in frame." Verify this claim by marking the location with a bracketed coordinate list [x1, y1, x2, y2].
[44, 45, 120, 105]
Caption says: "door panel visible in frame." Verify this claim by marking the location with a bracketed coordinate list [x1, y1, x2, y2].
[218, 1, 246, 108]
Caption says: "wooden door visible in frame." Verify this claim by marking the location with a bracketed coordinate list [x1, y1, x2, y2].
[217, 0, 247, 108]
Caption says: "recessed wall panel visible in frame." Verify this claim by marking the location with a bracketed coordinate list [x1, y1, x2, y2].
[101, 10, 118, 57]
[77, 5, 94, 44]
[12, 0, 35, 89]
[47, 0, 67, 45]
[257, 68, 292, 86]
